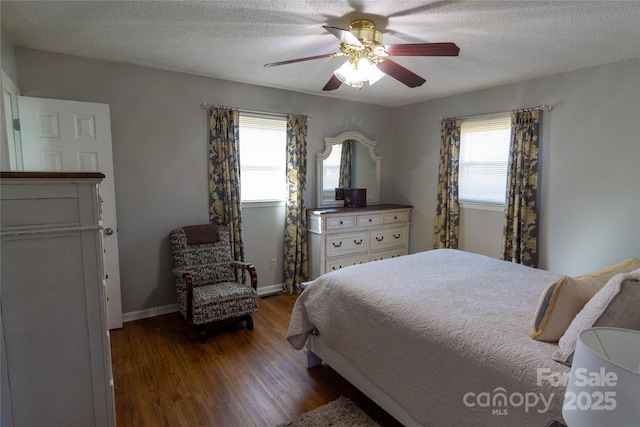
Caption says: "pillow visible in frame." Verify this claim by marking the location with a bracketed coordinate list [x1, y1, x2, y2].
[530, 258, 640, 342]
[552, 269, 640, 365]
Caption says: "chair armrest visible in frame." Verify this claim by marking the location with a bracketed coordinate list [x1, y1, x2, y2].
[230, 261, 258, 290]
[172, 268, 212, 324]
[172, 267, 199, 279]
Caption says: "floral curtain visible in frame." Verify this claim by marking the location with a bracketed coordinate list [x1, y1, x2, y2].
[208, 107, 245, 277]
[501, 110, 541, 267]
[283, 114, 309, 294]
[338, 140, 353, 188]
[433, 118, 462, 249]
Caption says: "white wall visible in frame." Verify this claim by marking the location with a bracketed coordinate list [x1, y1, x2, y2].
[391, 59, 640, 276]
[10, 46, 640, 314]
[13, 48, 394, 314]
[1, 28, 18, 84]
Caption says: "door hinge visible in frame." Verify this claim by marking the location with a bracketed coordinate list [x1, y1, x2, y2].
[12, 118, 20, 131]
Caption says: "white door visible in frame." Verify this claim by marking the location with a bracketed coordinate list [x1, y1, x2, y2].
[14, 96, 123, 329]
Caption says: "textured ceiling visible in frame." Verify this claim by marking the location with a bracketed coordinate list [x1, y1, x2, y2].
[2, 1, 640, 107]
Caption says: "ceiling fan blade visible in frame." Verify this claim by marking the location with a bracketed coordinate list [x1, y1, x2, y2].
[323, 25, 364, 48]
[322, 75, 342, 91]
[264, 52, 343, 67]
[377, 59, 426, 88]
[385, 42, 460, 57]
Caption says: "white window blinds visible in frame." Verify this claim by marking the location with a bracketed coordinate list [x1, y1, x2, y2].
[239, 114, 287, 202]
[459, 115, 511, 205]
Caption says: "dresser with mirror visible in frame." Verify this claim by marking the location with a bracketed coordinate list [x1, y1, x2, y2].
[307, 131, 411, 280]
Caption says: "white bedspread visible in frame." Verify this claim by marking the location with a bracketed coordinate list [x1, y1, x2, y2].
[288, 249, 570, 426]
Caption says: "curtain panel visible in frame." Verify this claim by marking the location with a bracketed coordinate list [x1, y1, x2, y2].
[433, 118, 462, 249]
[283, 114, 309, 294]
[338, 140, 353, 188]
[501, 110, 541, 267]
[208, 107, 246, 278]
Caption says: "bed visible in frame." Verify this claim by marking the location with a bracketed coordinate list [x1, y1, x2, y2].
[287, 249, 570, 426]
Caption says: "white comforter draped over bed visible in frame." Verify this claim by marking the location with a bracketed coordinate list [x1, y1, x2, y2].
[288, 249, 570, 426]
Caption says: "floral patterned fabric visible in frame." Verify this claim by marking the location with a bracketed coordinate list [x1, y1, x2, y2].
[283, 114, 309, 294]
[501, 110, 541, 267]
[339, 140, 353, 188]
[177, 282, 257, 326]
[170, 226, 258, 325]
[433, 118, 462, 249]
[208, 107, 245, 281]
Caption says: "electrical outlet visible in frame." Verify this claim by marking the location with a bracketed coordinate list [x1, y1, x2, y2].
[270, 258, 277, 269]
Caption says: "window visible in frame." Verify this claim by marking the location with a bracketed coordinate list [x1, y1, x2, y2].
[459, 114, 511, 205]
[239, 114, 287, 203]
[322, 148, 341, 199]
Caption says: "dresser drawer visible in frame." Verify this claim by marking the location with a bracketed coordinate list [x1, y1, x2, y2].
[356, 213, 383, 227]
[1, 183, 84, 230]
[307, 205, 412, 280]
[382, 210, 410, 225]
[325, 215, 355, 230]
[326, 231, 369, 256]
[370, 247, 407, 262]
[370, 227, 407, 250]
[326, 254, 369, 273]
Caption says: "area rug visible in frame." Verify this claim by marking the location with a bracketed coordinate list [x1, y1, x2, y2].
[278, 396, 380, 427]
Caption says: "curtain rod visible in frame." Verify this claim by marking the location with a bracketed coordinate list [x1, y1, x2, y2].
[441, 104, 554, 121]
[200, 102, 309, 119]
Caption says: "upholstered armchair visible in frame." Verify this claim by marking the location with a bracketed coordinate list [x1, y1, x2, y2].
[169, 224, 258, 342]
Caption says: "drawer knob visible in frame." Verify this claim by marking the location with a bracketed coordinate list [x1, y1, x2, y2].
[393, 233, 401, 239]
[368, 218, 372, 222]
[394, 216, 397, 220]
[332, 241, 343, 248]
[376, 236, 384, 242]
[339, 220, 343, 225]
[354, 239, 363, 245]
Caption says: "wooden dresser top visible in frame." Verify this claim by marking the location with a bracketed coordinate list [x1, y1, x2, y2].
[306, 204, 412, 215]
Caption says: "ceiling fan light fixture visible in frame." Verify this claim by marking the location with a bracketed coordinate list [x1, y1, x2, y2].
[334, 59, 364, 88]
[363, 60, 385, 85]
[334, 57, 386, 89]
[266, 17, 459, 91]
[373, 45, 389, 57]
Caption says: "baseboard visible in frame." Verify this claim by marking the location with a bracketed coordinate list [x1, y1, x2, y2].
[121, 283, 285, 323]
[257, 283, 284, 296]
[122, 303, 179, 323]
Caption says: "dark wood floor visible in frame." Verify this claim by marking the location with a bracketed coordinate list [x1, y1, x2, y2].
[110, 293, 403, 426]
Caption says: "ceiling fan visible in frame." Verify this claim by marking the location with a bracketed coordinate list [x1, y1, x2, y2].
[264, 19, 460, 91]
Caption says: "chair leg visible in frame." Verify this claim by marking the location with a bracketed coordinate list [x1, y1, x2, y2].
[199, 328, 207, 344]
[245, 315, 254, 331]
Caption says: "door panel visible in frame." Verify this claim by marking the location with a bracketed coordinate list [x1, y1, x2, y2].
[14, 96, 123, 329]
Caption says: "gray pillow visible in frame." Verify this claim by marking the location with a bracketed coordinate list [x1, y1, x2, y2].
[553, 269, 640, 365]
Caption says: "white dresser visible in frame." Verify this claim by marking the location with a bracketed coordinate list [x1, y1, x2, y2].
[0, 172, 115, 427]
[306, 204, 412, 279]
